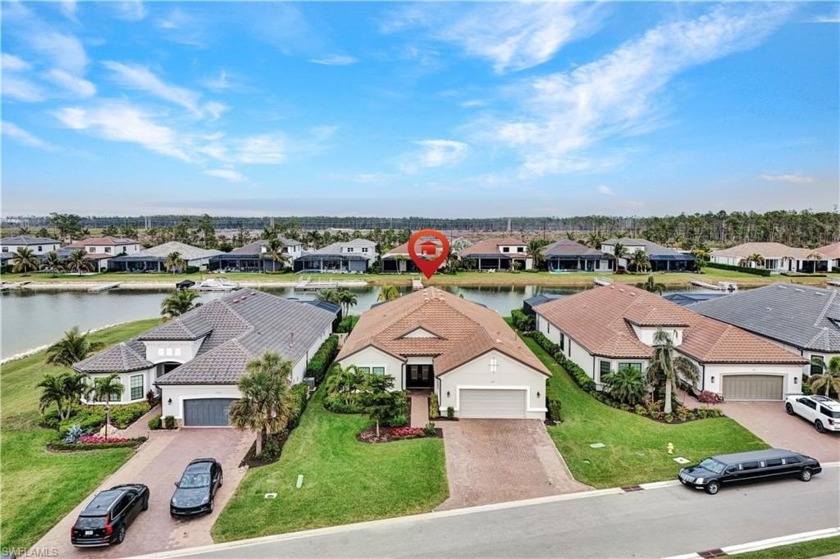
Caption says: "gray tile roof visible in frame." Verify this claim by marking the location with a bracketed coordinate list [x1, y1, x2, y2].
[0, 235, 60, 246]
[545, 239, 609, 258]
[690, 283, 840, 352]
[74, 340, 151, 373]
[231, 238, 300, 255]
[137, 242, 223, 261]
[602, 238, 692, 259]
[139, 312, 215, 341]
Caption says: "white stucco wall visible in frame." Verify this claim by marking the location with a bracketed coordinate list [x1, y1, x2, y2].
[438, 350, 547, 419]
[159, 384, 242, 420]
[84, 368, 156, 404]
[535, 313, 562, 345]
[337, 346, 406, 390]
[1, 242, 61, 253]
[630, 326, 685, 347]
[568, 338, 595, 378]
[144, 339, 204, 364]
[702, 363, 802, 397]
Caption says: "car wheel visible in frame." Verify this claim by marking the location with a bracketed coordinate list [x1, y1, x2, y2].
[800, 468, 813, 482]
[815, 420, 826, 433]
[209, 499, 214, 513]
[115, 525, 126, 544]
[705, 481, 720, 495]
[785, 403, 794, 415]
[219, 473, 223, 487]
[142, 496, 149, 511]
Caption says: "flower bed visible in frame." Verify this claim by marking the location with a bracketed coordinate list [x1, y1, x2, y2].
[357, 425, 442, 443]
[48, 436, 147, 452]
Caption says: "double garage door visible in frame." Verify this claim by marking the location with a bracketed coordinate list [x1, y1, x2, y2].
[459, 389, 527, 419]
[722, 375, 784, 401]
[183, 398, 237, 426]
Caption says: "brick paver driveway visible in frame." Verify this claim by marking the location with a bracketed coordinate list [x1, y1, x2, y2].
[436, 419, 591, 511]
[720, 401, 840, 463]
[31, 428, 252, 558]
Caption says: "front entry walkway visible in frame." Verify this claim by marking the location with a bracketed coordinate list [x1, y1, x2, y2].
[436, 419, 591, 511]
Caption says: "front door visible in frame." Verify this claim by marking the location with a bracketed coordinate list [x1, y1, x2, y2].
[406, 364, 434, 389]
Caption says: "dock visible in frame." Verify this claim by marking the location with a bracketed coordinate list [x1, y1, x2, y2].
[0, 281, 31, 292]
[594, 276, 613, 286]
[412, 279, 424, 290]
[295, 279, 337, 291]
[690, 279, 738, 291]
[88, 282, 121, 293]
[828, 279, 840, 287]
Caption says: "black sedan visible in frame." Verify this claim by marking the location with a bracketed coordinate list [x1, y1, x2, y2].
[71, 483, 149, 547]
[170, 458, 223, 517]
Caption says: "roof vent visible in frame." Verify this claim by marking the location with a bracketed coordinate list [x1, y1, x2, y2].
[795, 288, 804, 292]
[619, 288, 625, 292]
[289, 332, 294, 347]
[766, 307, 772, 311]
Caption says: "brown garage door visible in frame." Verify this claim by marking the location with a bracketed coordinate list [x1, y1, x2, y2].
[722, 375, 784, 401]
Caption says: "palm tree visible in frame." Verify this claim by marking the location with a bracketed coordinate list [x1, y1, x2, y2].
[336, 289, 358, 316]
[37, 372, 90, 421]
[92, 373, 124, 403]
[602, 365, 647, 406]
[646, 329, 700, 414]
[637, 276, 665, 294]
[526, 238, 547, 270]
[742, 253, 765, 268]
[377, 284, 400, 302]
[629, 250, 650, 273]
[164, 251, 186, 274]
[265, 238, 289, 272]
[810, 356, 840, 397]
[444, 252, 460, 274]
[612, 242, 628, 272]
[324, 364, 365, 407]
[43, 251, 64, 277]
[45, 326, 104, 367]
[228, 352, 293, 457]
[316, 288, 341, 305]
[65, 249, 92, 275]
[11, 247, 40, 275]
[161, 289, 202, 320]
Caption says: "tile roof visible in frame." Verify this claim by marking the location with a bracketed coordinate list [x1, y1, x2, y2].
[458, 238, 527, 258]
[136, 242, 223, 260]
[0, 235, 60, 246]
[382, 242, 410, 258]
[689, 283, 840, 352]
[338, 287, 549, 376]
[74, 340, 151, 373]
[816, 243, 840, 259]
[710, 242, 828, 260]
[602, 238, 690, 258]
[67, 236, 139, 247]
[229, 238, 300, 255]
[534, 284, 806, 364]
[308, 239, 377, 257]
[139, 312, 215, 341]
[544, 239, 609, 258]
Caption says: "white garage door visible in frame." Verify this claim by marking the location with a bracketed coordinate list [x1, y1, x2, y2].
[459, 389, 527, 419]
[722, 375, 784, 401]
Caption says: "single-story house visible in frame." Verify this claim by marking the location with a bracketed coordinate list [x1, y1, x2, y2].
[816, 242, 840, 269]
[534, 284, 806, 401]
[336, 287, 550, 419]
[73, 289, 338, 426]
[209, 238, 303, 272]
[689, 283, 840, 378]
[544, 239, 612, 272]
[293, 239, 377, 273]
[380, 242, 421, 274]
[601, 238, 696, 272]
[522, 293, 565, 315]
[458, 238, 532, 270]
[710, 242, 833, 273]
[108, 241, 223, 272]
[662, 292, 730, 306]
[0, 235, 61, 255]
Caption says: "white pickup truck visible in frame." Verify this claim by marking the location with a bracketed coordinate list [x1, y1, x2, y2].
[784, 394, 840, 433]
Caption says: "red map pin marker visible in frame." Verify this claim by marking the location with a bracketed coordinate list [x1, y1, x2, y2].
[408, 229, 450, 279]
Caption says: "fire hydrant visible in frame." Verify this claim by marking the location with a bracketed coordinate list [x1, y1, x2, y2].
[667, 442, 674, 455]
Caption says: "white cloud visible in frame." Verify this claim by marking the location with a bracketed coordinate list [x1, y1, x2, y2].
[203, 71, 230, 91]
[113, 1, 147, 22]
[2, 76, 46, 102]
[402, 140, 469, 173]
[461, 99, 488, 108]
[29, 30, 88, 74]
[53, 101, 191, 161]
[103, 61, 204, 116]
[2, 121, 57, 151]
[2, 53, 31, 71]
[310, 55, 358, 66]
[61, 1, 78, 22]
[597, 185, 615, 196]
[488, 4, 793, 176]
[202, 101, 229, 121]
[204, 169, 245, 182]
[43, 69, 96, 97]
[760, 174, 815, 184]
[234, 135, 285, 164]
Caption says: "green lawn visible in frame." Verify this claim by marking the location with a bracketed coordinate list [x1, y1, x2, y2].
[213, 389, 448, 542]
[520, 335, 769, 488]
[0, 318, 159, 550]
[732, 536, 840, 559]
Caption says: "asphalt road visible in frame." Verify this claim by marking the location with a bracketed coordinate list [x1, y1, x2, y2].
[134, 465, 840, 559]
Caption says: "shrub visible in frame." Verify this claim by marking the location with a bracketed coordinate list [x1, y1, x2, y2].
[511, 309, 535, 332]
[390, 427, 424, 439]
[109, 402, 152, 428]
[705, 262, 772, 276]
[61, 424, 85, 443]
[524, 268, 540, 273]
[697, 390, 725, 404]
[446, 406, 455, 420]
[324, 393, 363, 414]
[423, 422, 436, 436]
[185, 266, 200, 274]
[429, 392, 440, 419]
[148, 416, 161, 430]
[78, 435, 132, 444]
[146, 389, 158, 408]
[286, 383, 310, 430]
[306, 335, 339, 385]
[49, 436, 146, 451]
[262, 433, 285, 460]
[163, 415, 176, 429]
[547, 396, 562, 422]
[336, 315, 359, 334]
[386, 413, 408, 427]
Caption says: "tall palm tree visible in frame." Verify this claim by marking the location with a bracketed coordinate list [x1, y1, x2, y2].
[629, 250, 650, 273]
[92, 374, 125, 403]
[637, 276, 666, 294]
[526, 238, 547, 270]
[45, 326, 104, 367]
[316, 288, 341, 305]
[612, 242, 628, 272]
[11, 247, 40, 275]
[164, 251, 186, 274]
[37, 372, 90, 421]
[336, 289, 358, 316]
[265, 238, 289, 272]
[161, 289, 202, 320]
[646, 329, 700, 413]
[377, 284, 400, 302]
[444, 252, 460, 274]
[745, 253, 765, 268]
[43, 251, 64, 277]
[228, 352, 293, 457]
[810, 356, 840, 397]
[65, 249, 93, 275]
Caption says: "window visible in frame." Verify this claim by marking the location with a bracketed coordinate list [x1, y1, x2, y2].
[741, 461, 759, 471]
[105, 247, 112, 253]
[372, 366, 385, 375]
[130, 375, 143, 400]
[547, 323, 551, 334]
[362, 247, 369, 253]
[517, 247, 524, 252]
[801, 398, 817, 410]
[810, 356, 825, 375]
[559, 333, 565, 352]
[600, 361, 611, 379]
[783, 456, 801, 464]
[1, 247, 7, 253]
[766, 458, 782, 467]
[357, 366, 371, 374]
[347, 247, 354, 253]
[502, 247, 510, 253]
[88, 247, 95, 253]
[619, 363, 643, 372]
[38, 245, 43, 252]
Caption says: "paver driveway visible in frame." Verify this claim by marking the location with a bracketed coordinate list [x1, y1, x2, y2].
[719, 401, 840, 463]
[31, 428, 252, 558]
[436, 419, 590, 511]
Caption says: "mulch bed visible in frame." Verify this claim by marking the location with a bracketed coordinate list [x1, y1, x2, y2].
[356, 426, 443, 444]
[239, 432, 290, 468]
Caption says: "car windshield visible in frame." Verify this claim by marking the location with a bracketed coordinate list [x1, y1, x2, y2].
[76, 516, 106, 529]
[697, 458, 725, 474]
[179, 473, 210, 489]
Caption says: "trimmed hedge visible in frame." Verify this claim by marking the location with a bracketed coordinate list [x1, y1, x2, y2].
[306, 335, 339, 385]
[531, 331, 596, 392]
[336, 315, 360, 333]
[705, 262, 772, 276]
[286, 383, 310, 430]
[50, 401, 151, 434]
[511, 309, 535, 332]
[48, 436, 147, 451]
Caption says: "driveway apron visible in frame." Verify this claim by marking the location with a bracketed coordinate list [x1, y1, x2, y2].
[30, 428, 253, 558]
[436, 419, 591, 511]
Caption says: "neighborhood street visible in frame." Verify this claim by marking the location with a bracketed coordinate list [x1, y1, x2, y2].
[129, 465, 840, 559]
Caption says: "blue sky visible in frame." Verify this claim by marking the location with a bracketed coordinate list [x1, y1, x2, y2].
[1, 1, 838, 218]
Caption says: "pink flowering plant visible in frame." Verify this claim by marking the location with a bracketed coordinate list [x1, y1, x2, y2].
[77, 435, 132, 444]
[389, 427, 425, 439]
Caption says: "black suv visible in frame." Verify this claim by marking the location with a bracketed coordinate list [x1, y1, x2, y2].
[170, 458, 223, 517]
[71, 484, 149, 547]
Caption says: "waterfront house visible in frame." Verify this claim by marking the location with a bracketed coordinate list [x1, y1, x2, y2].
[61, 237, 142, 272]
[208, 238, 303, 272]
[380, 242, 420, 274]
[815, 242, 840, 271]
[108, 241, 223, 272]
[601, 238, 696, 272]
[710, 242, 833, 273]
[0, 235, 61, 255]
[293, 239, 377, 273]
[458, 237, 532, 271]
[544, 239, 612, 272]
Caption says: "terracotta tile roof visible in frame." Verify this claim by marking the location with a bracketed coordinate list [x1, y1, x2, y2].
[535, 284, 806, 365]
[815, 242, 840, 259]
[67, 236, 138, 247]
[382, 242, 410, 257]
[459, 238, 528, 258]
[338, 287, 549, 376]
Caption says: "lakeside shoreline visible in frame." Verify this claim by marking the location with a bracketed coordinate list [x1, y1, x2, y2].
[0, 320, 133, 364]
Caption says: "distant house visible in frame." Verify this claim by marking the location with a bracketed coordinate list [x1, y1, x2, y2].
[458, 237, 532, 270]
[534, 284, 806, 401]
[601, 238, 695, 272]
[710, 242, 832, 273]
[293, 239, 377, 273]
[337, 287, 550, 419]
[662, 292, 730, 307]
[208, 238, 303, 272]
[816, 242, 840, 269]
[0, 235, 61, 255]
[544, 239, 612, 272]
[380, 242, 419, 274]
[689, 283, 840, 378]
[108, 242, 223, 272]
[61, 237, 141, 272]
[73, 289, 338, 426]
